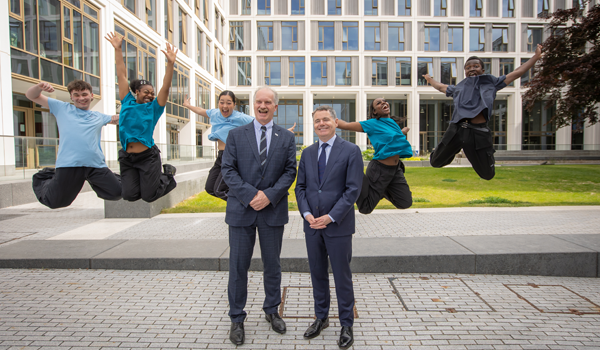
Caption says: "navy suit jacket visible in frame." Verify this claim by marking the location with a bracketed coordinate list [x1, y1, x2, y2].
[295, 136, 364, 236]
[221, 122, 297, 227]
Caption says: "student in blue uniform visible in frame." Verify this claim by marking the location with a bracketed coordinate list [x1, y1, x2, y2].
[106, 32, 177, 203]
[26, 80, 122, 209]
[183, 92, 296, 200]
[423, 44, 543, 180]
[337, 98, 413, 214]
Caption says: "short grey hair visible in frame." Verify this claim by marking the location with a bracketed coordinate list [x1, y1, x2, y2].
[255, 86, 279, 105]
[312, 105, 337, 119]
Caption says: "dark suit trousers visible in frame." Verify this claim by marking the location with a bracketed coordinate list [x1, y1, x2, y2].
[305, 231, 354, 327]
[228, 212, 284, 322]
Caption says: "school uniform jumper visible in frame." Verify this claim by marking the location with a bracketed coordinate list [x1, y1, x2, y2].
[430, 74, 507, 180]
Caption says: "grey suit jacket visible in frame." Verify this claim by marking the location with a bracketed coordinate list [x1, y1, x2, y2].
[221, 122, 297, 227]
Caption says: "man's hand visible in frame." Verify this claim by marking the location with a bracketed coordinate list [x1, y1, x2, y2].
[109, 115, 119, 125]
[305, 214, 316, 225]
[38, 82, 54, 93]
[249, 190, 270, 211]
[183, 95, 191, 108]
[104, 32, 123, 50]
[162, 42, 178, 64]
[309, 215, 332, 230]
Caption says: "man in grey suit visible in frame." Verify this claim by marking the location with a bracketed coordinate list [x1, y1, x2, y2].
[221, 86, 297, 346]
[295, 106, 364, 349]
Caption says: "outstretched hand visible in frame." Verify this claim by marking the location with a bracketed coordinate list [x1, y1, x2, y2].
[183, 95, 191, 108]
[534, 44, 543, 58]
[104, 32, 123, 50]
[108, 115, 119, 125]
[422, 74, 433, 83]
[162, 42, 178, 64]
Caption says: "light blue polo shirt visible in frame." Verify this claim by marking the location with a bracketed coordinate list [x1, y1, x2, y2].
[206, 109, 254, 142]
[47, 98, 112, 168]
[359, 117, 413, 160]
[119, 92, 165, 149]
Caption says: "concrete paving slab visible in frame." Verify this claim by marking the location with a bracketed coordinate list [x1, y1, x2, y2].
[452, 235, 598, 277]
[0, 240, 126, 269]
[91, 239, 229, 270]
[48, 218, 147, 240]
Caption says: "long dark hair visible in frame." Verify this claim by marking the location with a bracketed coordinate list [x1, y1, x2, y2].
[368, 99, 406, 127]
[218, 90, 236, 104]
[129, 79, 153, 93]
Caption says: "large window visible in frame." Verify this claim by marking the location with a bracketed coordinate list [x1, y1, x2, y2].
[196, 76, 210, 124]
[364, 0, 378, 15]
[164, 0, 173, 42]
[215, 49, 224, 82]
[292, 0, 305, 14]
[205, 39, 211, 72]
[420, 100, 453, 153]
[389, 23, 405, 51]
[434, 0, 447, 16]
[318, 22, 334, 50]
[398, 0, 411, 15]
[265, 57, 281, 85]
[448, 27, 463, 51]
[258, 0, 271, 14]
[470, 26, 485, 51]
[114, 23, 157, 100]
[499, 58, 514, 86]
[230, 21, 244, 50]
[335, 57, 351, 85]
[424, 25, 440, 51]
[482, 57, 491, 74]
[274, 100, 303, 145]
[470, 0, 482, 16]
[520, 57, 533, 86]
[311, 57, 327, 85]
[342, 22, 359, 50]
[502, 0, 515, 17]
[289, 57, 305, 85]
[258, 21, 273, 50]
[178, 8, 188, 55]
[282, 22, 298, 50]
[492, 26, 508, 52]
[328, 0, 341, 14]
[396, 58, 411, 85]
[491, 100, 507, 149]
[195, 0, 209, 26]
[237, 57, 251, 86]
[372, 57, 387, 85]
[146, 0, 156, 30]
[417, 57, 433, 86]
[527, 26, 543, 52]
[167, 62, 190, 121]
[241, 0, 251, 14]
[522, 101, 556, 150]
[9, 0, 101, 94]
[365, 22, 381, 50]
[314, 99, 356, 144]
[441, 58, 457, 85]
[537, 0, 549, 17]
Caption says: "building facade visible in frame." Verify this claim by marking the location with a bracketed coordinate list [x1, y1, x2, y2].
[2, 0, 599, 174]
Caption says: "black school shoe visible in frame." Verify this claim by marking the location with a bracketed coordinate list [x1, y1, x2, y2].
[163, 164, 176, 176]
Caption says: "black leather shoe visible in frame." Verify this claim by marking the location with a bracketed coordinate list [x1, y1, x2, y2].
[303, 317, 329, 339]
[163, 164, 176, 176]
[265, 313, 286, 334]
[229, 322, 244, 345]
[338, 326, 353, 349]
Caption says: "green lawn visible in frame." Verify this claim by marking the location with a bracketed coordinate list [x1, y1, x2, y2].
[162, 164, 600, 213]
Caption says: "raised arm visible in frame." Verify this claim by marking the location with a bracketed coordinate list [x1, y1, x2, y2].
[157, 42, 178, 107]
[25, 82, 54, 109]
[505, 44, 543, 85]
[183, 95, 209, 117]
[105, 32, 129, 101]
[337, 119, 364, 132]
[423, 74, 448, 94]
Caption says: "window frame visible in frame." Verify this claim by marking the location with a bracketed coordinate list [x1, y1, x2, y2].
[364, 22, 381, 51]
[311, 57, 327, 86]
[289, 57, 305, 86]
[388, 22, 405, 51]
[395, 57, 411, 86]
[264, 56, 281, 85]
[257, 21, 274, 50]
[318, 21, 335, 50]
[335, 57, 352, 86]
[282, 21, 298, 50]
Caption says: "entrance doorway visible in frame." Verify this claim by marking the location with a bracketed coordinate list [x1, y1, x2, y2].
[13, 98, 59, 169]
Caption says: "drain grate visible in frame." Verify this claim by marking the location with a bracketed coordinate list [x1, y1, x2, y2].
[278, 286, 358, 319]
[505, 284, 600, 315]
[389, 276, 495, 313]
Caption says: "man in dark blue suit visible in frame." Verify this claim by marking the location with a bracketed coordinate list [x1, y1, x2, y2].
[221, 86, 297, 346]
[295, 106, 364, 349]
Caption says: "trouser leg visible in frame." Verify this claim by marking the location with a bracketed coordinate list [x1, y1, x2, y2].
[205, 151, 228, 201]
[256, 213, 284, 315]
[383, 162, 413, 209]
[137, 146, 177, 202]
[32, 167, 85, 209]
[356, 161, 396, 214]
[430, 123, 463, 168]
[461, 127, 496, 180]
[228, 224, 257, 323]
[119, 149, 141, 201]
[85, 167, 122, 201]
[325, 234, 354, 327]
[305, 230, 331, 320]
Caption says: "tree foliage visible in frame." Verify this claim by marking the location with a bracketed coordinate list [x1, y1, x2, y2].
[523, 0, 600, 130]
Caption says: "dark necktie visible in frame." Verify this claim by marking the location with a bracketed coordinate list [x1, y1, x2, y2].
[260, 126, 267, 168]
[318, 143, 328, 184]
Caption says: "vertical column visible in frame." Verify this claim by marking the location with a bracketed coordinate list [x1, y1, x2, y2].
[410, 92, 421, 156]
[355, 91, 366, 150]
[304, 92, 314, 146]
[583, 116, 600, 151]
[507, 92, 522, 150]
[0, 1, 16, 175]
[555, 126, 571, 150]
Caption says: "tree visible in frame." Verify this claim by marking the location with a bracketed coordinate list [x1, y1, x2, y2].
[523, 0, 600, 130]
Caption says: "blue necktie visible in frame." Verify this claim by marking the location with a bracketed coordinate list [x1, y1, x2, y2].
[318, 143, 328, 184]
[260, 126, 267, 168]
